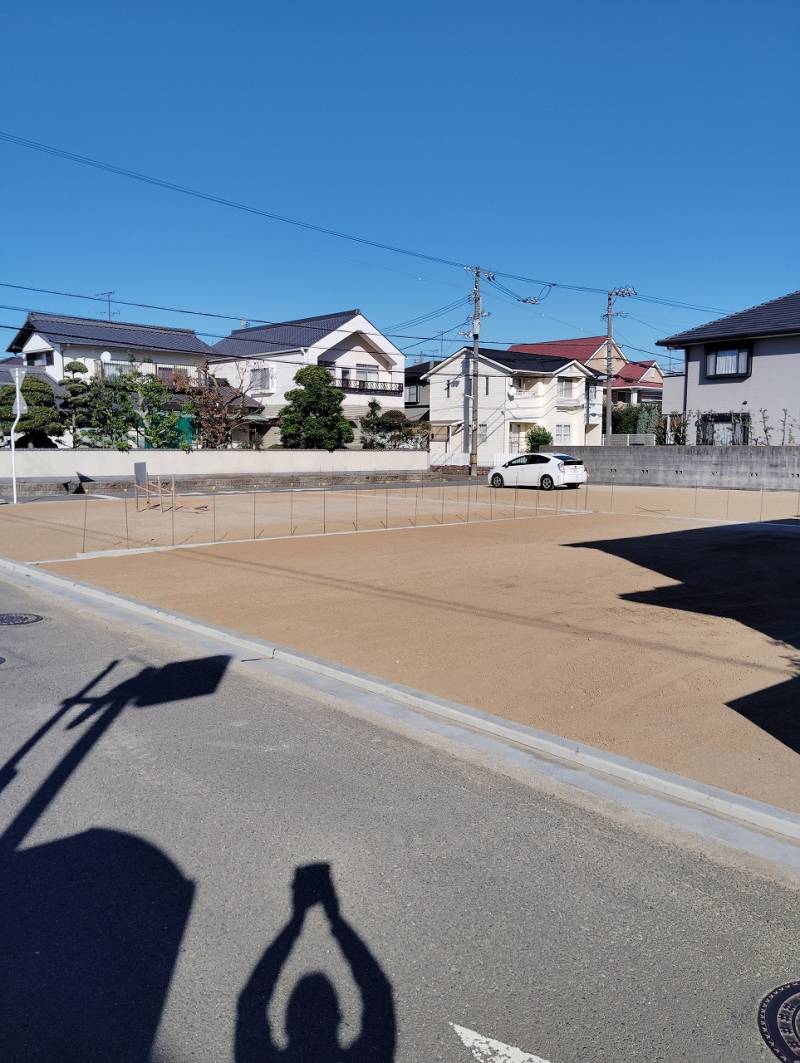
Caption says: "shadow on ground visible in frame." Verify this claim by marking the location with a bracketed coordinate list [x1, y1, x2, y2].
[0, 656, 396, 1062]
[236, 862, 396, 1062]
[571, 520, 800, 755]
[0, 655, 229, 1063]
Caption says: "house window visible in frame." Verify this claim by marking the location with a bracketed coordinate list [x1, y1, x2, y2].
[705, 346, 751, 378]
[25, 350, 54, 367]
[485, 375, 490, 395]
[430, 425, 451, 443]
[157, 365, 176, 383]
[405, 384, 419, 404]
[478, 423, 488, 444]
[445, 379, 451, 398]
[356, 363, 379, 382]
[250, 365, 276, 391]
[555, 423, 571, 443]
[557, 378, 571, 398]
[696, 412, 750, 445]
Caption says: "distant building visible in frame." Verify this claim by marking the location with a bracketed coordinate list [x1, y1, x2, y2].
[403, 359, 433, 424]
[211, 309, 405, 445]
[423, 346, 601, 466]
[657, 290, 800, 444]
[508, 336, 664, 406]
[6, 312, 213, 385]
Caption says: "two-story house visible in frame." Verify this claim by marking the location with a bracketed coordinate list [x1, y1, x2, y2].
[6, 312, 214, 385]
[403, 359, 434, 424]
[657, 290, 800, 444]
[423, 346, 601, 466]
[508, 336, 664, 406]
[211, 309, 405, 445]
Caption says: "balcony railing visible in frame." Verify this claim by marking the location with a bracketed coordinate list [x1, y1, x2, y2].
[332, 376, 403, 395]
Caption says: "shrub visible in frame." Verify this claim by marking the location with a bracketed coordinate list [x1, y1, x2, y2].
[524, 424, 553, 450]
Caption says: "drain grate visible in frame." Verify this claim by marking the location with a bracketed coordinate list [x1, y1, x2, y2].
[759, 981, 800, 1061]
[0, 613, 45, 626]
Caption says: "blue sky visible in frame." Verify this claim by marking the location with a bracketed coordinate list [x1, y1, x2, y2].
[2, 0, 799, 370]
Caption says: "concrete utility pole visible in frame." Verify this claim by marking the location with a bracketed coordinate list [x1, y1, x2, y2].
[469, 267, 481, 476]
[604, 287, 637, 442]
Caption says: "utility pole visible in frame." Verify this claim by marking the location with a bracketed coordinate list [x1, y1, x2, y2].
[469, 267, 482, 476]
[604, 287, 637, 442]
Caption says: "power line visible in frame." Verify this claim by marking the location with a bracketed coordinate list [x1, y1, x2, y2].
[0, 130, 732, 318]
[0, 131, 466, 272]
[0, 319, 631, 382]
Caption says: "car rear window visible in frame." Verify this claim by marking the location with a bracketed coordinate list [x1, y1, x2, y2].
[551, 453, 583, 465]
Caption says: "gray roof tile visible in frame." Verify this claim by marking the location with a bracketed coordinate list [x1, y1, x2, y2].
[657, 290, 800, 347]
[7, 313, 214, 356]
[212, 310, 360, 359]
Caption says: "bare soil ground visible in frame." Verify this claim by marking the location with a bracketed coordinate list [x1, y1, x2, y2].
[2, 483, 799, 811]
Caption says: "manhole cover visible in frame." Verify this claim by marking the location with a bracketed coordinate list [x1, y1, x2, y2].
[759, 981, 800, 1061]
[0, 613, 44, 626]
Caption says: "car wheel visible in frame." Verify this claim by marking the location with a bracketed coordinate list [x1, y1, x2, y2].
[539, 474, 555, 491]
[491, 473, 504, 488]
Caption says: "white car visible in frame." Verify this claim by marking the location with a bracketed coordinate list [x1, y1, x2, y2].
[487, 452, 587, 491]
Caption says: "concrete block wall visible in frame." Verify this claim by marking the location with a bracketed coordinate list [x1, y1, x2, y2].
[0, 447, 429, 483]
[541, 445, 800, 491]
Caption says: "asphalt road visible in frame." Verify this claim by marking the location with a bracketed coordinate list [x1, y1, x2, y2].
[0, 575, 797, 1062]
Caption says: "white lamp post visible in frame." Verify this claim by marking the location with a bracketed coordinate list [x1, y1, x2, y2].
[99, 350, 112, 377]
[10, 367, 27, 505]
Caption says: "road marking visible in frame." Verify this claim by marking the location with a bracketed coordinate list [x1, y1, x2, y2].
[451, 1023, 553, 1062]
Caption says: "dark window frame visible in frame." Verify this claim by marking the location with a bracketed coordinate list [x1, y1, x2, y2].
[703, 343, 752, 380]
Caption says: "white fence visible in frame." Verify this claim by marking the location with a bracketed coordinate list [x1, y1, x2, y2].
[0, 448, 430, 481]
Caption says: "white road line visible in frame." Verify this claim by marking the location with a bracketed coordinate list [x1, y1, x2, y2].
[451, 1023, 554, 1062]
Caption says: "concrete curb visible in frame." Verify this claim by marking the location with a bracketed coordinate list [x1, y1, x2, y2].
[2, 554, 800, 847]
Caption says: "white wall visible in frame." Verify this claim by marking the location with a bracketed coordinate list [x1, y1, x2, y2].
[662, 373, 685, 412]
[0, 448, 429, 481]
[427, 354, 595, 465]
[214, 337, 406, 413]
[25, 336, 208, 382]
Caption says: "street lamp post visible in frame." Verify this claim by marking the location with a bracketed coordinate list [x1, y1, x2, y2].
[10, 367, 27, 505]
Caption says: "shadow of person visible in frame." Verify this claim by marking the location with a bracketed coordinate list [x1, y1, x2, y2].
[236, 863, 396, 1062]
[0, 655, 230, 1062]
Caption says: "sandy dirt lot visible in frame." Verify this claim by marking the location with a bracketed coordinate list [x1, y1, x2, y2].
[0, 480, 798, 563]
[4, 484, 796, 812]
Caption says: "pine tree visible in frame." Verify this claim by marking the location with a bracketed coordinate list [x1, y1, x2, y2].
[59, 360, 92, 446]
[280, 366, 354, 450]
[0, 376, 66, 447]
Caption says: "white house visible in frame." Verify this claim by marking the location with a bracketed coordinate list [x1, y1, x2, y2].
[210, 309, 405, 445]
[6, 312, 214, 384]
[423, 346, 602, 466]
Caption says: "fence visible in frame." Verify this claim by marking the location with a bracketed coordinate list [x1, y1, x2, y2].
[0, 479, 590, 562]
[2, 476, 800, 566]
[601, 433, 656, 446]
